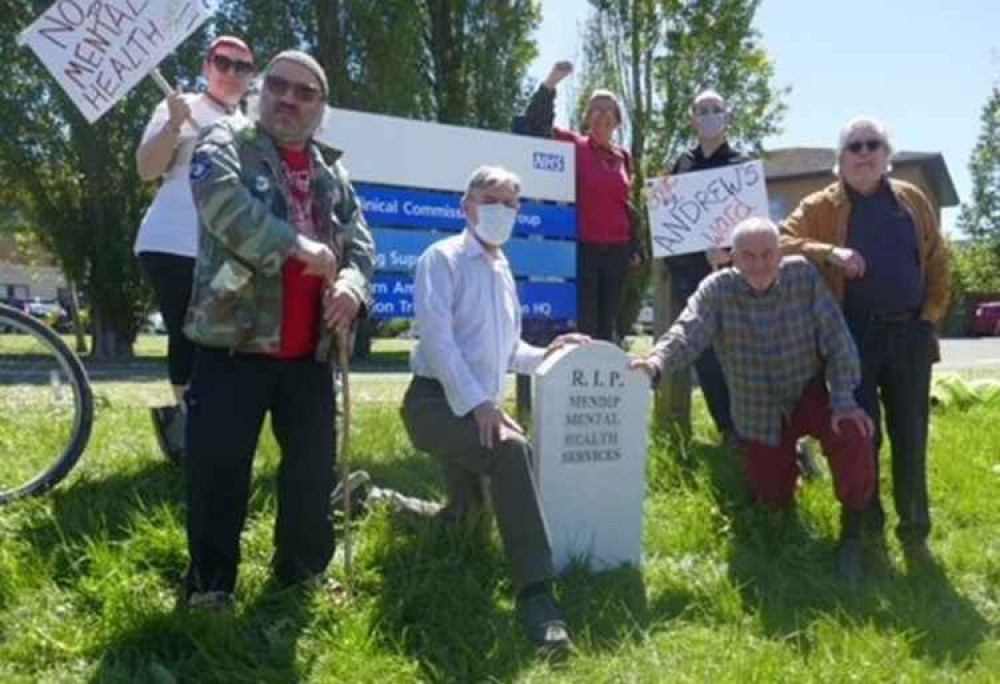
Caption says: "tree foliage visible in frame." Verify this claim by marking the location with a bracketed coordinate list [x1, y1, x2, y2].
[575, 0, 787, 337]
[1, 1, 540, 358]
[957, 87, 1000, 245]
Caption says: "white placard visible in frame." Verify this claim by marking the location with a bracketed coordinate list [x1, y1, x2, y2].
[18, 0, 217, 123]
[314, 107, 576, 203]
[532, 341, 651, 573]
[646, 160, 769, 257]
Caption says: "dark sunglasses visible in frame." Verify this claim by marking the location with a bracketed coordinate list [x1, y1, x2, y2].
[264, 74, 324, 103]
[844, 139, 884, 154]
[211, 53, 255, 76]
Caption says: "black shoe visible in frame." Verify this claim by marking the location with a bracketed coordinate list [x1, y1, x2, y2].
[836, 538, 864, 585]
[517, 592, 571, 658]
[902, 541, 937, 573]
[151, 405, 185, 465]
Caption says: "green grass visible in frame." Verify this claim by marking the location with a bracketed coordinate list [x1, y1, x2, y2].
[0, 375, 999, 683]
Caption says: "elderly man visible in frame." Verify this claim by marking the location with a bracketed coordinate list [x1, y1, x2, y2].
[401, 165, 587, 654]
[780, 117, 949, 569]
[663, 89, 749, 440]
[183, 51, 375, 607]
[632, 218, 876, 580]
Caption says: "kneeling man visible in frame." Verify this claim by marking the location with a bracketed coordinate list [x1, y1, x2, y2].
[401, 165, 586, 654]
[631, 218, 876, 580]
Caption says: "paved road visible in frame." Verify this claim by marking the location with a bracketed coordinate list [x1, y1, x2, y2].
[938, 338, 1000, 372]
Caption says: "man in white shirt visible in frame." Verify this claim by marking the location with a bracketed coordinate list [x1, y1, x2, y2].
[401, 165, 587, 656]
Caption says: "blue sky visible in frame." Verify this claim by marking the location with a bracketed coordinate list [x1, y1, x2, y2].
[529, 0, 1000, 235]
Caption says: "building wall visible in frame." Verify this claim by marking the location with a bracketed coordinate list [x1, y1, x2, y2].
[0, 262, 66, 300]
[767, 166, 942, 223]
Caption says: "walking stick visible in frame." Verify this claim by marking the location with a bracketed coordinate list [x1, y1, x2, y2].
[336, 329, 354, 600]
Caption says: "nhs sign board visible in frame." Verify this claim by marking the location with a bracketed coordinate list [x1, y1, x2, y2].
[315, 107, 575, 203]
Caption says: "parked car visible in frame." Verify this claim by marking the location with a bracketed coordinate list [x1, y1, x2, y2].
[971, 301, 1000, 336]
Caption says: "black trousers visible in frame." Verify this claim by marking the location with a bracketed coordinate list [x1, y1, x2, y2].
[846, 313, 935, 544]
[577, 242, 630, 342]
[139, 252, 196, 387]
[668, 256, 732, 434]
[183, 347, 336, 596]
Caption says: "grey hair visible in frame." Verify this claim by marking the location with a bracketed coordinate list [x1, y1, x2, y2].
[584, 89, 624, 124]
[833, 115, 894, 175]
[462, 165, 521, 202]
[692, 88, 726, 112]
[731, 217, 779, 251]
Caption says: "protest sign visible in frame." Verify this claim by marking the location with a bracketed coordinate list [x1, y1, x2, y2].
[17, 0, 217, 123]
[646, 160, 769, 257]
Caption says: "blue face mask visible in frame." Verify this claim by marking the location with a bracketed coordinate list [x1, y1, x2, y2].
[696, 112, 727, 139]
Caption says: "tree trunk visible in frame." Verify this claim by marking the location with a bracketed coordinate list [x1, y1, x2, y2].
[68, 281, 87, 355]
[89, 307, 134, 361]
[652, 259, 692, 435]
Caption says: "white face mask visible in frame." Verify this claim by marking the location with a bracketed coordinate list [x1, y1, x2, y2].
[696, 112, 727, 139]
[472, 203, 517, 246]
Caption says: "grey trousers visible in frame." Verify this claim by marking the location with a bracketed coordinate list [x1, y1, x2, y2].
[400, 376, 555, 590]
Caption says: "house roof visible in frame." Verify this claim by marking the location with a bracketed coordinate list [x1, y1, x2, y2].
[762, 147, 959, 208]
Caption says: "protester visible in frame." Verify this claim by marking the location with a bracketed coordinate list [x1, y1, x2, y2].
[632, 218, 876, 581]
[135, 36, 255, 464]
[662, 89, 748, 441]
[518, 60, 643, 343]
[780, 116, 949, 569]
[401, 165, 588, 654]
[182, 51, 375, 607]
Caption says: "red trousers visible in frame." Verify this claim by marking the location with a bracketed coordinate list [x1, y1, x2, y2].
[741, 380, 875, 511]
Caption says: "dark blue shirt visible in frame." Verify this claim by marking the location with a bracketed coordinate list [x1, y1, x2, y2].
[843, 179, 924, 316]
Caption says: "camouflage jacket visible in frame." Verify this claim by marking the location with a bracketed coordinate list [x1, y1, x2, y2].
[185, 118, 375, 360]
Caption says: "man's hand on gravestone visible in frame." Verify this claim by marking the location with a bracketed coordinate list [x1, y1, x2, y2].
[629, 357, 660, 385]
[545, 333, 591, 358]
[831, 406, 874, 438]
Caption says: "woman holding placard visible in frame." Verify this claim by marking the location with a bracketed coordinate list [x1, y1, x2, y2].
[517, 60, 644, 344]
[134, 36, 255, 464]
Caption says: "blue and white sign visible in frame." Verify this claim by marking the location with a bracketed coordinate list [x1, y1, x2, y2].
[371, 276, 576, 321]
[373, 228, 576, 279]
[317, 107, 575, 203]
[356, 183, 576, 239]
[313, 106, 578, 326]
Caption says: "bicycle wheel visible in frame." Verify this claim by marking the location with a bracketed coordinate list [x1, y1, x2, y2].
[0, 304, 94, 504]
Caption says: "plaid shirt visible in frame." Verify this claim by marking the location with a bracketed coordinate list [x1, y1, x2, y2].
[650, 257, 860, 446]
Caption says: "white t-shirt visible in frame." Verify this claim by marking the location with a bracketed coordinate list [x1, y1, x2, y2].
[133, 94, 248, 258]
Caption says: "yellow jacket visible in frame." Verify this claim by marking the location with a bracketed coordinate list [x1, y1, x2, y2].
[780, 178, 950, 324]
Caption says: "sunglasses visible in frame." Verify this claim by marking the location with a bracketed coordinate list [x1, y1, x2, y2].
[844, 139, 884, 154]
[211, 53, 255, 76]
[694, 105, 725, 116]
[264, 74, 324, 104]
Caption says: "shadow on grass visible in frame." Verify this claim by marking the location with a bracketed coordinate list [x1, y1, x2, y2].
[86, 578, 315, 684]
[692, 436, 991, 666]
[17, 461, 185, 581]
[367, 512, 533, 684]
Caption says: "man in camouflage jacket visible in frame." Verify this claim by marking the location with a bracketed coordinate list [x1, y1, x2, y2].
[182, 50, 375, 607]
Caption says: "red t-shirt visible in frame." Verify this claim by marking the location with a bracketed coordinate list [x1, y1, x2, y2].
[554, 127, 631, 244]
[276, 146, 323, 359]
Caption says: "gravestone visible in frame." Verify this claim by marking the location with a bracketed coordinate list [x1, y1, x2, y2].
[531, 341, 652, 572]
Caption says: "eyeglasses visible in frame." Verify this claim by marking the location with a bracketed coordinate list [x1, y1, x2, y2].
[211, 53, 255, 76]
[264, 74, 324, 104]
[694, 105, 725, 116]
[844, 139, 884, 154]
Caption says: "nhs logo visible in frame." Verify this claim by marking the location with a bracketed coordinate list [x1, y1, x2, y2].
[533, 151, 566, 173]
